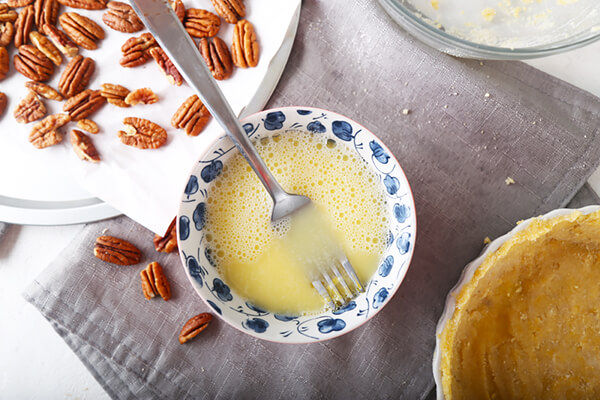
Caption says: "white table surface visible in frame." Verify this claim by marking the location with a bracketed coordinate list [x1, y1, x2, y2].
[2, 40, 600, 399]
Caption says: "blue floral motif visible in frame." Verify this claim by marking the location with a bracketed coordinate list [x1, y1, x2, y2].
[331, 120, 353, 141]
[378, 256, 394, 277]
[369, 141, 390, 164]
[243, 123, 254, 134]
[193, 202, 206, 231]
[246, 302, 267, 314]
[213, 278, 233, 302]
[179, 215, 190, 240]
[274, 314, 298, 322]
[296, 110, 312, 115]
[207, 300, 222, 315]
[393, 204, 410, 223]
[387, 231, 394, 247]
[184, 175, 199, 197]
[264, 111, 285, 130]
[317, 318, 346, 333]
[187, 255, 203, 287]
[200, 160, 223, 183]
[397, 232, 411, 255]
[307, 121, 326, 133]
[204, 247, 216, 267]
[332, 301, 356, 315]
[383, 175, 400, 195]
[244, 318, 269, 333]
[373, 288, 389, 309]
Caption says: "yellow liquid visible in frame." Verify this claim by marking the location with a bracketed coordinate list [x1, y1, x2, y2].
[204, 130, 389, 315]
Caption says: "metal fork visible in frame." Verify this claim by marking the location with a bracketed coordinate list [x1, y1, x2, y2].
[130, 0, 365, 309]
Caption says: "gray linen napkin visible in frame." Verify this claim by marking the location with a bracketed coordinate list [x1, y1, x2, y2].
[23, 1, 600, 399]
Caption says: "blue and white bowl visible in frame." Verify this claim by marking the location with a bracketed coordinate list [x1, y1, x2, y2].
[177, 106, 417, 343]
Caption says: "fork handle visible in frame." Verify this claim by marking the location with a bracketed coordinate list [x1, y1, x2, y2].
[129, 0, 289, 203]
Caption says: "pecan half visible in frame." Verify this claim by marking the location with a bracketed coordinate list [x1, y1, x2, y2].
[8, 0, 33, 8]
[29, 113, 70, 148]
[62, 88, 105, 120]
[29, 31, 62, 65]
[102, 1, 143, 33]
[153, 217, 178, 253]
[149, 46, 183, 86]
[124, 87, 158, 106]
[14, 90, 46, 123]
[140, 261, 171, 301]
[14, 44, 54, 81]
[0, 21, 15, 47]
[0, 4, 18, 23]
[70, 129, 100, 162]
[76, 118, 98, 133]
[210, 0, 244, 24]
[118, 117, 167, 149]
[59, 11, 105, 50]
[25, 81, 63, 100]
[198, 36, 232, 80]
[44, 24, 78, 57]
[94, 235, 141, 265]
[58, 54, 94, 97]
[0, 92, 8, 118]
[14, 5, 34, 48]
[169, 0, 184, 22]
[34, 0, 58, 33]
[99, 82, 129, 107]
[179, 313, 213, 344]
[231, 19, 258, 68]
[57, 0, 107, 10]
[0, 47, 8, 80]
[171, 94, 211, 136]
[184, 8, 220, 38]
[119, 32, 156, 67]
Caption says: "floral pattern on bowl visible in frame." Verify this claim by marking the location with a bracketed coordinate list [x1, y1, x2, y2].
[178, 106, 417, 343]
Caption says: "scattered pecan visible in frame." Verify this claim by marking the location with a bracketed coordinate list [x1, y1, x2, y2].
[13, 90, 46, 123]
[34, 0, 58, 33]
[94, 235, 141, 265]
[210, 0, 244, 24]
[59, 11, 105, 50]
[171, 94, 211, 136]
[119, 32, 156, 67]
[13, 44, 54, 81]
[179, 313, 212, 344]
[76, 118, 98, 133]
[140, 261, 171, 301]
[0, 92, 8, 118]
[169, 0, 184, 22]
[118, 117, 167, 149]
[29, 31, 62, 66]
[62, 88, 105, 120]
[57, 0, 107, 10]
[153, 217, 178, 253]
[124, 87, 158, 106]
[0, 47, 8, 80]
[25, 81, 63, 100]
[99, 82, 130, 107]
[28, 113, 70, 148]
[0, 4, 18, 23]
[0, 21, 15, 47]
[183, 8, 220, 38]
[44, 24, 78, 57]
[149, 46, 183, 86]
[14, 5, 34, 48]
[102, 1, 143, 33]
[8, 0, 33, 8]
[198, 36, 232, 80]
[232, 19, 258, 68]
[70, 129, 100, 162]
[58, 54, 94, 97]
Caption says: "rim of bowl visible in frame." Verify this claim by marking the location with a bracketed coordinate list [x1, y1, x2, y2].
[177, 106, 418, 343]
[431, 204, 600, 399]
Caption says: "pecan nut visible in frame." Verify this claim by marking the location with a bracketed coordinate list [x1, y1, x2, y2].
[57, 0, 107, 10]
[34, 0, 58, 33]
[169, 0, 185, 22]
[149, 46, 183, 86]
[14, 5, 34, 48]
[0, 46, 8, 80]
[29, 113, 70, 148]
[102, 1, 143, 33]
[231, 19, 258, 68]
[0, 21, 15, 47]
[153, 217, 178, 253]
[171, 94, 211, 136]
[63, 88, 105, 120]
[25, 81, 63, 100]
[0, 4, 18, 23]
[118, 117, 167, 149]
[124, 87, 158, 106]
[76, 118, 98, 133]
[140, 261, 171, 301]
[58, 54, 94, 97]
[119, 32, 156, 67]
[44, 24, 78, 57]
[14, 44, 54, 81]
[8, 0, 33, 8]
[14, 90, 46, 123]
[183, 8, 220, 38]
[29, 31, 62, 66]
[0, 92, 8, 119]
[70, 129, 100, 162]
[198, 36, 232, 80]
[179, 313, 213, 344]
[59, 11, 105, 50]
[210, 0, 244, 24]
[94, 235, 141, 265]
[99, 82, 130, 107]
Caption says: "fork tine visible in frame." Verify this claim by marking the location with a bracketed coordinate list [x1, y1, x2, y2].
[321, 269, 343, 306]
[312, 279, 336, 310]
[330, 263, 354, 299]
[339, 255, 365, 293]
